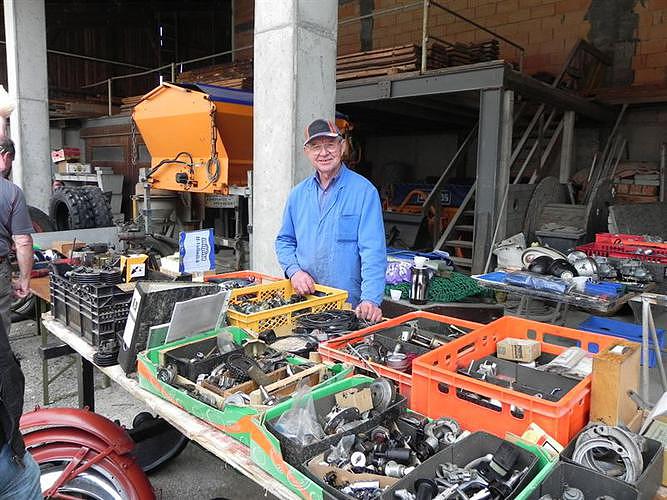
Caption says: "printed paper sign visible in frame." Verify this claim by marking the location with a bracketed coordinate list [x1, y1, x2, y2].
[179, 229, 215, 273]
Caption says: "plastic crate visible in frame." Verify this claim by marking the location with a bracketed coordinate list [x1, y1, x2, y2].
[226, 279, 348, 332]
[49, 274, 133, 345]
[318, 311, 482, 403]
[204, 270, 281, 285]
[576, 242, 667, 265]
[411, 316, 621, 445]
[579, 316, 665, 368]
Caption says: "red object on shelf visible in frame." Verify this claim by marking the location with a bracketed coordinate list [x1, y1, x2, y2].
[411, 316, 621, 445]
[318, 311, 482, 404]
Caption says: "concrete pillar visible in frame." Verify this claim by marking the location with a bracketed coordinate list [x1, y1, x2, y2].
[251, 0, 338, 274]
[3, 0, 51, 211]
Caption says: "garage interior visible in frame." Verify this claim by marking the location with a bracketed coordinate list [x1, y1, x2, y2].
[3, 0, 667, 499]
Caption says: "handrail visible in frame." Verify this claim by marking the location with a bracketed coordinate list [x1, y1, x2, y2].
[421, 126, 477, 217]
[429, 0, 525, 71]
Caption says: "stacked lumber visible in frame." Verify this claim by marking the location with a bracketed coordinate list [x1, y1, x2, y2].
[444, 39, 499, 67]
[426, 43, 449, 69]
[336, 44, 420, 81]
[176, 60, 253, 89]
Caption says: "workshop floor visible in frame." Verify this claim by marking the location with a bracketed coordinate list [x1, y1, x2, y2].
[10, 318, 278, 500]
[10, 302, 667, 499]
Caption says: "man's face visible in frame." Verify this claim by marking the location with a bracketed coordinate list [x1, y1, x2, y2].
[0, 152, 13, 178]
[304, 136, 344, 177]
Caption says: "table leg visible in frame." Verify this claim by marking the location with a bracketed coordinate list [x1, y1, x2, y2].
[37, 298, 50, 405]
[77, 355, 95, 411]
[642, 298, 651, 403]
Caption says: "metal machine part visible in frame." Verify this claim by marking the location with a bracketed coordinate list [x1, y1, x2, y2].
[157, 364, 178, 385]
[572, 424, 644, 483]
[369, 378, 396, 413]
[323, 406, 362, 435]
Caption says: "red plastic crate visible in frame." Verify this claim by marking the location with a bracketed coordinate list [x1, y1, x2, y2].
[576, 242, 667, 265]
[318, 311, 482, 404]
[411, 316, 624, 445]
[204, 270, 282, 285]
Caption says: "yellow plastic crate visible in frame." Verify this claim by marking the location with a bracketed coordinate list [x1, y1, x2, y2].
[227, 279, 348, 332]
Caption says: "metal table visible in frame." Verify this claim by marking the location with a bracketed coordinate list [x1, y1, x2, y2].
[39, 312, 299, 500]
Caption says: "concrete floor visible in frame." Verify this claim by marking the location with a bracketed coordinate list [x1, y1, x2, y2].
[9, 297, 667, 499]
[10, 318, 277, 500]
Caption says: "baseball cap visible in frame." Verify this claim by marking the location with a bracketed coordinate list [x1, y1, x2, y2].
[303, 119, 341, 147]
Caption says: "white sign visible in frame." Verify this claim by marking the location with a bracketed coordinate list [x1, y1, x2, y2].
[179, 229, 215, 274]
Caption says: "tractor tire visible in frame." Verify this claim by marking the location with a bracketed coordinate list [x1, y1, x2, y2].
[28, 206, 56, 233]
[80, 185, 114, 227]
[49, 187, 95, 230]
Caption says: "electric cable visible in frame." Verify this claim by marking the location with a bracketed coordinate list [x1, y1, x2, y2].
[295, 309, 368, 338]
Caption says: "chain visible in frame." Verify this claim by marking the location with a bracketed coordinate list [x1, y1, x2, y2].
[129, 118, 138, 170]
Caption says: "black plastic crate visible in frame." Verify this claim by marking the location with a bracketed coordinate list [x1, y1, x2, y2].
[560, 426, 663, 500]
[385, 432, 540, 500]
[265, 381, 407, 467]
[50, 273, 132, 346]
[162, 336, 244, 382]
[525, 461, 638, 499]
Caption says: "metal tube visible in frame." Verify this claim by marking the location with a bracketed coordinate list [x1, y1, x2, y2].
[430, 1, 524, 53]
[143, 181, 152, 234]
[338, 1, 422, 26]
[660, 143, 666, 202]
[0, 40, 150, 70]
[642, 298, 650, 403]
[107, 79, 112, 116]
[171, 62, 176, 82]
[420, 0, 429, 73]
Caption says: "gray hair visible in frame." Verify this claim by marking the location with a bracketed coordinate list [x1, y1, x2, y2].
[0, 137, 14, 157]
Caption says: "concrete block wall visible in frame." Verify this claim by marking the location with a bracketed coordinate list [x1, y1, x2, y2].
[233, 0, 667, 87]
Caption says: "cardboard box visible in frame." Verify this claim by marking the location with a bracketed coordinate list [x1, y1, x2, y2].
[55, 161, 92, 174]
[496, 338, 540, 362]
[51, 240, 86, 256]
[590, 340, 640, 426]
[51, 147, 80, 163]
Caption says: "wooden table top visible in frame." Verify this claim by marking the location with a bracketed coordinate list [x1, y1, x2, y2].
[30, 276, 50, 302]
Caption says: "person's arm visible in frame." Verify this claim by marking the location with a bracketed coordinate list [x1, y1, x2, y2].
[9, 187, 34, 298]
[356, 187, 387, 321]
[275, 191, 315, 294]
[12, 234, 32, 298]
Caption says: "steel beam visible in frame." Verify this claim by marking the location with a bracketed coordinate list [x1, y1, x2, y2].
[336, 61, 506, 104]
[472, 88, 505, 274]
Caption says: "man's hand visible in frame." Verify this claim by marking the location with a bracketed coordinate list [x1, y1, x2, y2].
[355, 301, 382, 323]
[12, 277, 30, 299]
[290, 270, 316, 295]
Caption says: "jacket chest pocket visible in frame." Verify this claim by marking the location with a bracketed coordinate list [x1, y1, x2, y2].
[337, 214, 360, 242]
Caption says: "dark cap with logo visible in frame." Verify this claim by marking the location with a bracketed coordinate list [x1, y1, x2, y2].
[303, 119, 341, 147]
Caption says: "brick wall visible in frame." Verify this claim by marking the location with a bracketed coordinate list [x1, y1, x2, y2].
[234, 1, 667, 86]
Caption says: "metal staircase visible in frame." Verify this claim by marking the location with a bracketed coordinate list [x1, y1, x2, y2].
[426, 40, 611, 271]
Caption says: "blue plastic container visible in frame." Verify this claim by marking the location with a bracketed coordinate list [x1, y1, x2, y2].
[579, 316, 665, 367]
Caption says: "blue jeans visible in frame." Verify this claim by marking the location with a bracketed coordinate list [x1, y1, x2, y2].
[0, 444, 41, 500]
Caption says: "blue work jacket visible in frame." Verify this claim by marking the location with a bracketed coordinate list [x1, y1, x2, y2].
[275, 165, 387, 307]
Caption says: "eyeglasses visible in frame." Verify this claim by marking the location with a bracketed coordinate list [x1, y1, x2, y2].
[304, 141, 341, 154]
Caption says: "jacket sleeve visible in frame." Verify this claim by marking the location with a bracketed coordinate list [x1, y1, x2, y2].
[358, 187, 387, 305]
[274, 191, 301, 278]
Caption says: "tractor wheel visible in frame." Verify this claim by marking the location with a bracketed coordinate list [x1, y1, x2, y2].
[80, 186, 114, 227]
[49, 187, 95, 230]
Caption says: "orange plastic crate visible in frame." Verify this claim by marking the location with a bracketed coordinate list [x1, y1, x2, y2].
[411, 316, 625, 445]
[318, 311, 482, 404]
[204, 270, 282, 285]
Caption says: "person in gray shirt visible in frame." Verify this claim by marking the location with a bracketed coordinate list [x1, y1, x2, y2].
[0, 137, 33, 335]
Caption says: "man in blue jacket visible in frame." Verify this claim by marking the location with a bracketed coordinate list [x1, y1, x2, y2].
[275, 119, 386, 323]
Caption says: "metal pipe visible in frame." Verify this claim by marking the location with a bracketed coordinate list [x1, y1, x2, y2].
[420, 0, 429, 73]
[660, 143, 666, 202]
[338, 1, 422, 26]
[107, 79, 112, 116]
[429, 1, 525, 56]
[170, 62, 176, 82]
[0, 40, 150, 70]
[642, 298, 650, 403]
